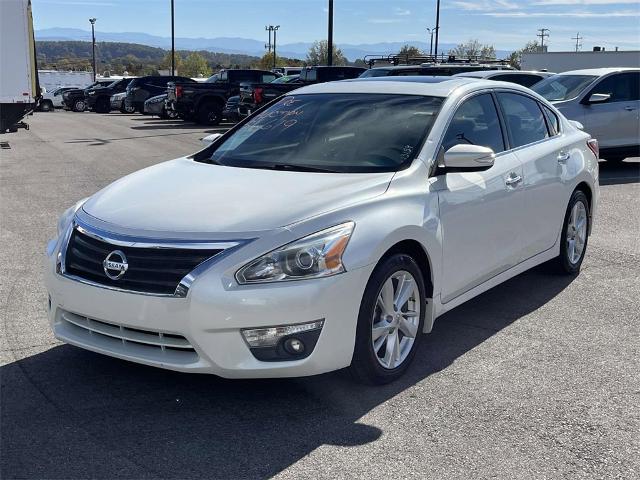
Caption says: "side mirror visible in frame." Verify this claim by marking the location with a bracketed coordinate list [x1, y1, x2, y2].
[201, 133, 223, 146]
[443, 144, 495, 170]
[586, 93, 610, 104]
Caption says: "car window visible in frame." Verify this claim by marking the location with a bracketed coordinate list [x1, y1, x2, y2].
[203, 93, 443, 173]
[497, 92, 549, 147]
[588, 72, 640, 102]
[492, 74, 543, 88]
[532, 75, 596, 102]
[262, 74, 277, 83]
[359, 69, 391, 78]
[441, 93, 505, 154]
[541, 104, 560, 136]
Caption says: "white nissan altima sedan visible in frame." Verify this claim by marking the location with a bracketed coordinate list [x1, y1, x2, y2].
[45, 77, 599, 384]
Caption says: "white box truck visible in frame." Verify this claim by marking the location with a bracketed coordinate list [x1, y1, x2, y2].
[0, 0, 40, 133]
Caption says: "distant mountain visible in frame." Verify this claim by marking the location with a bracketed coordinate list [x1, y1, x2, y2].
[36, 28, 512, 61]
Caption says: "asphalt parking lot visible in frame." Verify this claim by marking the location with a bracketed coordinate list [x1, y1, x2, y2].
[1, 110, 639, 479]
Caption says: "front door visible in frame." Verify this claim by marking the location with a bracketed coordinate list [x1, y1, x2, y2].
[435, 92, 526, 303]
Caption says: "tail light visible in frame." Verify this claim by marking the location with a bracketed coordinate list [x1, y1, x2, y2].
[587, 138, 599, 159]
[175, 85, 183, 98]
[253, 87, 264, 104]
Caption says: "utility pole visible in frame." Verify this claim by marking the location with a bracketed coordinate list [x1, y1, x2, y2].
[170, 0, 175, 75]
[89, 18, 97, 81]
[273, 25, 280, 69]
[265, 26, 272, 53]
[427, 27, 434, 57]
[327, 0, 334, 66]
[537, 28, 550, 50]
[434, 0, 441, 59]
[572, 32, 583, 52]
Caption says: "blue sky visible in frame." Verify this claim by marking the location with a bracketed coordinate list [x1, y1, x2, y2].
[33, 0, 640, 50]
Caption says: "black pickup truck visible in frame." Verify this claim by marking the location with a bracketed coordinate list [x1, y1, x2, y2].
[86, 78, 133, 113]
[167, 69, 277, 125]
[237, 66, 366, 118]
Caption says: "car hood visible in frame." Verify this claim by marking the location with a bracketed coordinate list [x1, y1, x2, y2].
[82, 157, 394, 234]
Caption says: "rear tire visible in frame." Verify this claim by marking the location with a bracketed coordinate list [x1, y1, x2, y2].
[350, 254, 426, 385]
[94, 97, 110, 113]
[197, 101, 222, 126]
[120, 102, 136, 114]
[39, 100, 54, 112]
[553, 190, 590, 275]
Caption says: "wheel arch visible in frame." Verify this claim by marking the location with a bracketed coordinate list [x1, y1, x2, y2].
[574, 181, 593, 235]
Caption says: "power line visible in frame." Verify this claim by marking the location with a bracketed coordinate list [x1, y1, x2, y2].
[537, 28, 550, 50]
[572, 32, 583, 52]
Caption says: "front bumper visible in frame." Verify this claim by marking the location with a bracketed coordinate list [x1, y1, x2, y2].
[44, 237, 370, 378]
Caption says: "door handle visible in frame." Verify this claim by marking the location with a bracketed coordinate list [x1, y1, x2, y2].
[557, 151, 570, 164]
[624, 106, 636, 112]
[505, 173, 523, 187]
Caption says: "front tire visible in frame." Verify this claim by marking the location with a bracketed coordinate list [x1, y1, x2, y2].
[72, 99, 86, 112]
[197, 101, 222, 126]
[554, 190, 590, 274]
[39, 100, 53, 112]
[350, 254, 426, 385]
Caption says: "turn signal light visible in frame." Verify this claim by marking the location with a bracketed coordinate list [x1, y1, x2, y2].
[253, 87, 264, 104]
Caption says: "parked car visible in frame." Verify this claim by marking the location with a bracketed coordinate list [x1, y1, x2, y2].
[359, 63, 513, 78]
[272, 67, 302, 76]
[167, 69, 277, 125]
[532, 68, 639, 162]
[222, 95, 240, 122]
[86, 78, 134, 113]
[237, 66, 365, 118]
[39, 86, 79, 111]
[62, 80, 113, 112]
[125, 75, 196, 114]
[454, 70, 553, 87]
[46, 78, 598, 384]
[143, 93, 178, 119]
[110, 91, 135, 113]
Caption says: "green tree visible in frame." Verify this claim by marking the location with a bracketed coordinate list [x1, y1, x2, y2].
[508, 41, 540, 69]
[306, 40, 348, 66]
[449, 39, 496, 59]
[159, 51, 182, 73]
[398, 44, 422, 57]
[181, 52, 212, 77]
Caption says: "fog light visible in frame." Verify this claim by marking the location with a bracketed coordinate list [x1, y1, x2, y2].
[241, 319, 324, 348]
[284, 338, 305, 355]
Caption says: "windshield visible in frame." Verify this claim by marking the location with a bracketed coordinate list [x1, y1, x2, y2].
[201, 93, 443, 173]
[532, 75, 597, 102]
[205, 74, 220, 83]
[272, 75, 298, 83]
[359, 69, 392, 78]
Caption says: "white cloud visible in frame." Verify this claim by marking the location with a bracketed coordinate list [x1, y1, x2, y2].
[480, 9, 637, 16]
[451, 0, 519, 10]
[367, 18, 405, 24]
[533, 0, 639, 4]
[394, 8, 411, 16]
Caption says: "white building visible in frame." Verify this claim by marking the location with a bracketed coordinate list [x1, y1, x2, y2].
[522, 50, 640, 73]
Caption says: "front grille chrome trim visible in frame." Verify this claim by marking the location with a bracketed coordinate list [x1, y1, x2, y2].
[58, 218, 250, 298]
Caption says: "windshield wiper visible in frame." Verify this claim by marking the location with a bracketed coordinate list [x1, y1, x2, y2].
[259, 163, 339, 173]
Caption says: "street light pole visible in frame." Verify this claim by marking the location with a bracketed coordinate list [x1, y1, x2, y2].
[89, 18, 97, 81]
[171, 0, 175, 75]
[434, 0, 441, 59]
[327, 0, 334, 66]
[273, 25, 280, 70]
[265, 26, 272, 53]
[427, 28, 434, 57]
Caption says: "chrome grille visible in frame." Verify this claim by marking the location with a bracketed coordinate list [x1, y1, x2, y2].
[64, 227, 222, 295]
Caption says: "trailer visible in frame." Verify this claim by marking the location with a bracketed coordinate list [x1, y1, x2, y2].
[0, 0, 40, 133]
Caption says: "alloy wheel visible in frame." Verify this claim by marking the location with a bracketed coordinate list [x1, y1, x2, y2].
[371, 270, 421, 369]
[566, 200, 587, 264]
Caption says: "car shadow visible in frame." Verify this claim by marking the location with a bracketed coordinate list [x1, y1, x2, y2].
[1, 264, 575, 479]
[598, 158, 639, 185]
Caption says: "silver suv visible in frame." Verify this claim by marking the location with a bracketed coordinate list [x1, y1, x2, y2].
[533, 68, 640, 162]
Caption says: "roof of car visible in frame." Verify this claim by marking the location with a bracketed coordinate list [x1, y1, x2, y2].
[454, 70, 553, 78]
[557, 67, 640, 76]
[288, 77, 488, 98]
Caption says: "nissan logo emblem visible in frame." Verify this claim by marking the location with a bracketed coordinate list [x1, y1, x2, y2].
[103, 250, 129, 280]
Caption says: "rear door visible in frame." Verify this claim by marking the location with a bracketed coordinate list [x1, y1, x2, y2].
[496, 92, 567, 259]
[437, 92, 526, 303]
[579, 72, 640, 149]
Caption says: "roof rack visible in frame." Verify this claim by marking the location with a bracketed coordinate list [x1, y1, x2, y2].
[364, 53, 510, 68]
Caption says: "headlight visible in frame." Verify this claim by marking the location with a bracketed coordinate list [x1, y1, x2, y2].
[236, 222, 355, 284]
[57, 198, 88, 236]
[88, 91, 96, 95]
